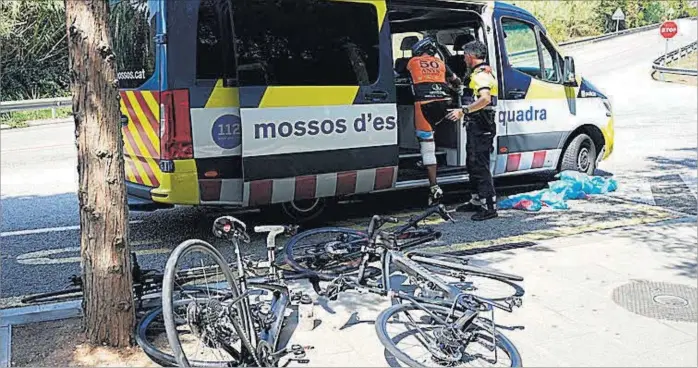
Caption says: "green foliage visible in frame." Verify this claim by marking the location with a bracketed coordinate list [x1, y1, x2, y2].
[510, 0, 696, 43]
[0, 107, 72, 128]
[0, 0, 69, 102]
[1, 0, 695, 102]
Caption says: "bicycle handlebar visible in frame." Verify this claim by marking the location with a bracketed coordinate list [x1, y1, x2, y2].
[366, 205, 455, 246]
[394, 204, 455, 234]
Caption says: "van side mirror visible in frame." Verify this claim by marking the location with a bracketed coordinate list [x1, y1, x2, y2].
[563, 56, 578, 87]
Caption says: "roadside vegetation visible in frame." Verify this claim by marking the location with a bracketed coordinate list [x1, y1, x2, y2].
[0, 0, 696, 109]
[658, 50, 698, 86]
[0, 107, 72, 128]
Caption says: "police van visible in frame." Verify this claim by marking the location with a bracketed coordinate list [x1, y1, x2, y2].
[111, 0, 614, 222]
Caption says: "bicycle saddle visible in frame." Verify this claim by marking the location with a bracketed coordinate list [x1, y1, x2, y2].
[212, 215, 250, 242]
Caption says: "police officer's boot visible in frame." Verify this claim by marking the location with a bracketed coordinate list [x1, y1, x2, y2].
[428, 185, 443, 206]
[471, 196, 497, 221]
[456, 194, 482, 212]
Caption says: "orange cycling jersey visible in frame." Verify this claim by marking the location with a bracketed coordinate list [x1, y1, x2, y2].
[406, 55, 455, 101]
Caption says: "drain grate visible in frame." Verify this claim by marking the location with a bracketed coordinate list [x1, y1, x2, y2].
[612, 281, 697, 323]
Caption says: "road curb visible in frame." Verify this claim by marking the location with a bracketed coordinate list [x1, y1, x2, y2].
[0, 118, 72, 130]
[0, 300, 82, 368]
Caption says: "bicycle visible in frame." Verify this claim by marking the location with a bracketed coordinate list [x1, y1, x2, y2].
[288, 204, 525, 303]
[282, 209, 444, 281]
[138, 216, 318, 367]
[309, 208, 525, 367]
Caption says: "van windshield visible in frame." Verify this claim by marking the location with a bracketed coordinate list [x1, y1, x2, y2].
[109, 0, 157, 89]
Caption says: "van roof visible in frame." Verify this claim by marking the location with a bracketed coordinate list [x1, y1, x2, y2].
[493, 2, 535, 19]
[493, 1, 546, 33]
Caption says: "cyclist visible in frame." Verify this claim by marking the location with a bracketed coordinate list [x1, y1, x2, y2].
[406, 36, 462, 206]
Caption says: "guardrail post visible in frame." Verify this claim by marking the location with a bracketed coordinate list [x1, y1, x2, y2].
[51, 107, 57, 119]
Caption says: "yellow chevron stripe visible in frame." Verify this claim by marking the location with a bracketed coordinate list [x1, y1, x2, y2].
[125, 91, 160, 156]
[122, 97, 162, 186]
[259, 86, 359, 108]
[123, 158, 138, 183]
[121, 110, 154, 187]
[206, 80, 240, 108]
[141, 91, 162, 134]
[119, 103, 141, 184]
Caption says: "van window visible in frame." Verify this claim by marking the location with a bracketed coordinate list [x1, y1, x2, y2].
[196, 0, 236, 80]
[539, 34, 561, 83]
[109, 0, 156, 89]
[232, 0, 380, 86]
[501, 18, 541, 79]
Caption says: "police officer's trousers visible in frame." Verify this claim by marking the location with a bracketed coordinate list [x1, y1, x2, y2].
[466, 119, 496, 203]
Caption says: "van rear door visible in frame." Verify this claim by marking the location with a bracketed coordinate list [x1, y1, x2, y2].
[232, 0, 398, 207]
[111, 0, 163, 201]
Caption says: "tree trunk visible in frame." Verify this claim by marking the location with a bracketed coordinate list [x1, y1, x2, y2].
[65, 0, 134, 348]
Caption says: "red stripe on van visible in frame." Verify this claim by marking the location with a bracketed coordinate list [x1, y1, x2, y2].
[249, 180, 273, 206]
[506, 153, 521, 172]
[200, 180, 222, 201]
[531, 151, 547, 169]
[294, 175, 317, 200]
[373, 167, 395, 190]
[336, 171, 357, 196]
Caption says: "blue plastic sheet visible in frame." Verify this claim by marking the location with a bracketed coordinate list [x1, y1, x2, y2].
[498, 171, 618, 212]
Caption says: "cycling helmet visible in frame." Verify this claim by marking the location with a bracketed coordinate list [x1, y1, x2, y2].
[411, 37, 438, 56]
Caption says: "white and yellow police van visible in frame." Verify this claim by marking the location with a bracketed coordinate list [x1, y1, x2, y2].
[111, 0, 614, 221]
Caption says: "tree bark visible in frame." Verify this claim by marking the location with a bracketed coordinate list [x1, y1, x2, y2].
[65, 0, 134, 348]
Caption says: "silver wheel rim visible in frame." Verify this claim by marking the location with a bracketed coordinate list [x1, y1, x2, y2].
[287, 198, 321, 214]
[578, 147, 590, 172]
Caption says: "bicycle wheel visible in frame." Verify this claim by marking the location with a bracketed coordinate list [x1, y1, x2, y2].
[375, 302, 522, 367]
[137, 289, 227, 367]
[283, 227, 367, 280]
[404, 254, 524, 302]
[162, 239, 243, 367]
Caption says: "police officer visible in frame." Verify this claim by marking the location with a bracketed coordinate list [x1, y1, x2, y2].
[406, 37, 462, 206]
[445, 40, 498, 221]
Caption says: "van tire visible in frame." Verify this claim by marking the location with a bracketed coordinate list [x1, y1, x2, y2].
[559, 133, 597, 175]
[278, 198, 328, 224]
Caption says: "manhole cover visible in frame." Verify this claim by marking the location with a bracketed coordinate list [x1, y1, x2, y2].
[612, 281, 697, 323]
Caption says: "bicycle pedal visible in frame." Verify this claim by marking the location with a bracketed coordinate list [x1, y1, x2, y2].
[300, 294, 312, 304]
[290, 291, 303, 302]
[288, 358, 310, 364]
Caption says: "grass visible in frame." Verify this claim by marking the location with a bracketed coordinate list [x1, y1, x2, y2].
[0, 107, 72, 128]
[669, 51, 698, 70]
[656, 51, 698, 86]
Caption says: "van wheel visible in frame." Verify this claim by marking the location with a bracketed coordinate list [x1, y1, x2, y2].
[279, 198, 328, 224]
[560, 133, 597, 175]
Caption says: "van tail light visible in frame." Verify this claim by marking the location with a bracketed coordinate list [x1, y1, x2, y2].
[160, 89, 193, 169]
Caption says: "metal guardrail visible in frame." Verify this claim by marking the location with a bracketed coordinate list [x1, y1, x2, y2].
[652, 41, 698, 77]
[0, 97, 72, 117]
[558, 16, 698, 48]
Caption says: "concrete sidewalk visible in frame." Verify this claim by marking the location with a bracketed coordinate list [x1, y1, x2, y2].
[283, 218, 697, 367]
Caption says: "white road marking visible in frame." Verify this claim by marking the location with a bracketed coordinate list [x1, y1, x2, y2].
[0, 220, 144, 238]
[15, 239, 164, 265]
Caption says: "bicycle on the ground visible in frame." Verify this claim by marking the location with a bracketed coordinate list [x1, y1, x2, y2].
[137, 216, 320, 367]
[297, 205, 525, 367]
[287, 204, 525, 304]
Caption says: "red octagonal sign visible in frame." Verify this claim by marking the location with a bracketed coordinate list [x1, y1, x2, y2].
[660, 21, 678, 39]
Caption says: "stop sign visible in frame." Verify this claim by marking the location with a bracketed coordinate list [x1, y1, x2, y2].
[660, 21, 678, 39]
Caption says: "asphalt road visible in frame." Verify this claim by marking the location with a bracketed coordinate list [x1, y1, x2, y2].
[1, 20, 697, 306]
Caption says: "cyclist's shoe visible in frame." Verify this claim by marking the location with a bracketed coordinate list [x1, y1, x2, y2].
[428, 185, 443, 206]
[471, 196, 498, 221]
[456, 201, 482, 212]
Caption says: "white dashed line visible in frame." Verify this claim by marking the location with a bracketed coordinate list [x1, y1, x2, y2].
[0, 220, 144, 238]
